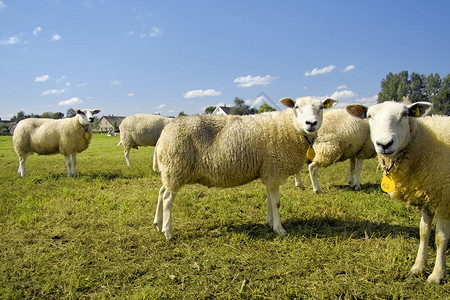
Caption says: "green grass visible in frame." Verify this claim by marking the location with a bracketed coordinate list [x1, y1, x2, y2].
[0, 134, 449, 299]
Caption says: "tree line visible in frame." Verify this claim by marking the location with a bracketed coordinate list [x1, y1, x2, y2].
[6, 70, 450, 124]
[10, 108, 77, 122]
[378, 71, 449, 115]
[204, 97, 277, 115]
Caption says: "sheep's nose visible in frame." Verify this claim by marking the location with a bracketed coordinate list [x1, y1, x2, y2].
[306, 120, 317, 126]
[376, 139, 394, 150]
[89, 117, 94, 122]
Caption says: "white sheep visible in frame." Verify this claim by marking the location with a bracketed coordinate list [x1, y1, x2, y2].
[294, 109, 375, 193]
[13, 109, 101, 177]
[118, 114, 173, 166]
[153, 96, 338, 240]
[346, 101, 450, 284]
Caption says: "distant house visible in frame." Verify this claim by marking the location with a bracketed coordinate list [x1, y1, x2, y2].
[212, 105, 231, 115]
[98, 115, 126, 133]
[0, 119, 16, 135]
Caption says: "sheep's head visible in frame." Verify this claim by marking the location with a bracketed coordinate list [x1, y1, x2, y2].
[346, 101, 433, 156]
[280, 96, 338, 135]
[76, 109, 101, 126]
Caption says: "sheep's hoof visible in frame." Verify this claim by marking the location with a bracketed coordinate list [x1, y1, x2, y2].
[294, 182, 305, 189]
[410, 264, 425, 276]
[273, 225, 286, 236]
[427, 271, 444, 284]
[313, 189, 322, 194]
[154, 222, 163, 232]
[351, 184, 361, 191]
[164, 231, 174, 240]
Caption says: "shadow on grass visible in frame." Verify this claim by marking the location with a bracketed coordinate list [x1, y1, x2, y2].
[185, 216, 418, 241]
[329, 183, 381, 193]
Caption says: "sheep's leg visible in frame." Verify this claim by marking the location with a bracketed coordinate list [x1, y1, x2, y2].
[124, 148, 131, 167]
[410, 208, 431, 276]
[348, 158, 356, 188]
[265, 195, 273, 228]
[294, 171, 304, 189]
[154, 187, 165, 232]
[308, 162, 321, 194]
[162, 188, 176, 240]
[18, 156, 26, 177]
[351, 159, 363, 190]
[71, 153, 77, 177]
[266, 186, 286, 235]
[65, 155, 73, 177]
[427, 217, 450, 284]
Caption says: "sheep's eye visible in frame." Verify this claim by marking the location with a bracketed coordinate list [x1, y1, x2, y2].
[402, 112, 408, 118]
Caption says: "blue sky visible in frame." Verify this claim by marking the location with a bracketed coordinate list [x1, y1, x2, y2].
[1, 0, 449, 119]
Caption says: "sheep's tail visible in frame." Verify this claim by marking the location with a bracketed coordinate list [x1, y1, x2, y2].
[152, 144, 159, 172]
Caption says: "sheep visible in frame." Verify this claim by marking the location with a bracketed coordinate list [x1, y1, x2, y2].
[118, 114, 173, 166]
[293, 109, 375, 193]
[13, 109, 101, 177]
[152, 96, 338, 240]
[346, 101, 450, 284]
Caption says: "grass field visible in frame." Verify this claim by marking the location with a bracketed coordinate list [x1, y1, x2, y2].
[0, 134, 449, 299]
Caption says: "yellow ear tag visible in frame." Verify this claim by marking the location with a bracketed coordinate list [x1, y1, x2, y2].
[306, 145, 316, 160]
[412, 107, 420, 116]
[324, 103, 330, 109]
[84, 132, 90, 139]
[381, 172, 395, 193]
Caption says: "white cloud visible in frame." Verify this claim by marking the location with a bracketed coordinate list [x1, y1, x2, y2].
[58, 97, 84, 106]
[42, 88, 67, 96]
[245, 96, 265, 108]
[305, 65, 336, 76]
[56, 75, 66, 83]
[335, 94, 378, 109]
[35, 75, 49, 82]
[356, 94, 378, 105]
[128, 93, 135, 97]
[0, 1, 6, 8]
[233, 75, 278, 88]
[157, 104, 166, 109]
[51, 33, 61, 41]
[183, 89, 222, 98]
[343, 65, 355, 72]
[110, 80, 122, 85]
[0, 35, 21, 45]
[140, 26, 163, 38]
[336, 84, 347, 90]
[330, 90, 357, 99]
[33, 27, 42, 37]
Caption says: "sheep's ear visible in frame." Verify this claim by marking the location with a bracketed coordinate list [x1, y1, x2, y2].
[280, 97, 295, 109]
[407, 102, 433, 117]
[322, 98, 338, 109]
[346, 104, 368, 119]
[93, 109, 101, 115]
[76, 109, 85, 115]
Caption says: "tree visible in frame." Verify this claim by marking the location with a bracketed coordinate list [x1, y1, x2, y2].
[178, 111, 187, 117]
[257, 103, 276, 113]
[66, 108, 77, 118]
[11, 111, 26, 122]
[230, 97, 256, 115]
[204, 106, 216, 114]
[378, 71, 409, 102]
[378, 71, 449, 115]
[431, 74, 450, 115]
